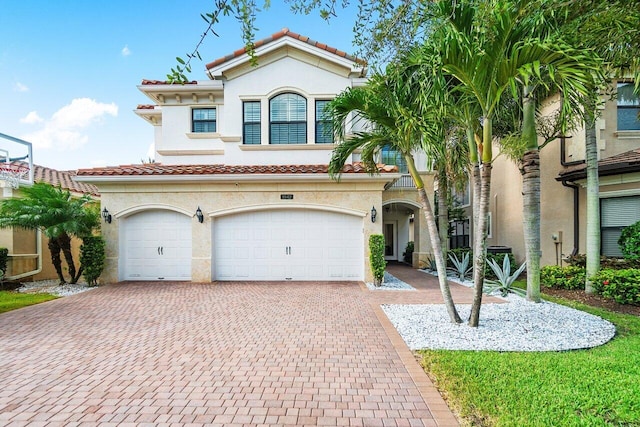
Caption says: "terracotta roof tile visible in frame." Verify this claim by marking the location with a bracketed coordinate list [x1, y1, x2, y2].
[76, 163, 397, 177]
[140, 79, 198, 85]
[136, 104, 156, 110]
[558, 148, 640, 179]
[205, 28, 366, 70]
[4, 162, 100, 196]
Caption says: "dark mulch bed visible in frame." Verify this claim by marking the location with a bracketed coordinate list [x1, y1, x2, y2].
[542, 287, 640, 317]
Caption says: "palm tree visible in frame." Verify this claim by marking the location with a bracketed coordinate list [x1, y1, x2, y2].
[0, 183, 99, 284]
[327, 63, 463, 324]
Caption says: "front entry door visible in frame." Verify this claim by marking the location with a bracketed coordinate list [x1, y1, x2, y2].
[383, 221, 397, 261]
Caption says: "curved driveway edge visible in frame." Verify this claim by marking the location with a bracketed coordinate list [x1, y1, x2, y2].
[0, 281, 458, 426]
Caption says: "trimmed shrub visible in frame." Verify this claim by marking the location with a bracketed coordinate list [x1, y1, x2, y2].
[80, 236, 106, 286]
[402, 241, 414, 264]
[619, 221, 640, 260]
[540, 265, 586, 290]
[591, 268, 640, 305]
[565, 253, 640, 269]
[369, 234, 386, 286]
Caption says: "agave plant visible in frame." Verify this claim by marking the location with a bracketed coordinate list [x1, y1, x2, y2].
[448, 252, 473, 281]
[484, 256, 527, 297]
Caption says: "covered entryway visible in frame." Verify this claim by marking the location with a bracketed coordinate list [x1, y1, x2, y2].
[213, 209, 363, 281]
[120, 210, 192, 280]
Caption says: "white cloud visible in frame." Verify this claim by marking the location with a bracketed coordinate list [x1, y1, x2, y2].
[14, 82, 29, 92]
[23, 98, 118, 150]
[121, 45, 131, 57]
[20, 111, 44, 124]
[146, 142, 155, 162]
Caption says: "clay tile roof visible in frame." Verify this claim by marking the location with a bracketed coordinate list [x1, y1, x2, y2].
[136, 104, 156, 110]
[4, 162, 100, 196]
[76, 163, 397, 177]
[205, 27, 366, 70]
[558, 147, 640, 180]
[140, 79, 198, 85]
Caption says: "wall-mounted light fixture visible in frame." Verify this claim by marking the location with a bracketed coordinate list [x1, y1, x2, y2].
[371, 206, 377, 223]
[101, 207, 112, 224]
[195, 206, 204, 223]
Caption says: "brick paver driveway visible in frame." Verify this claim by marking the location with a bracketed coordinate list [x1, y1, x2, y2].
[0, 281, 458, 426]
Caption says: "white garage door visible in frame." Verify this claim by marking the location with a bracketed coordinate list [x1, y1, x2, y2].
[214, 210, 363, 281]
[121, 210, 192, 281]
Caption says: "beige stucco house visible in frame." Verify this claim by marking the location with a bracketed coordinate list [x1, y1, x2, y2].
[0, 133, 99, 281]
[459, 82, 640, 266]
[76, 29, 434, 283]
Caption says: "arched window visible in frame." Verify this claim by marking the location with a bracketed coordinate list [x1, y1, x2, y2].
[270, 93, 307, 144]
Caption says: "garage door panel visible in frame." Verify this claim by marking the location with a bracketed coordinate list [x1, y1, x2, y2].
[122, 210, 192, 281]
[214, 209, 363, 281]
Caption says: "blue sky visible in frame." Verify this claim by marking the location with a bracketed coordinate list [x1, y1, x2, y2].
[0, 1, 360, 171]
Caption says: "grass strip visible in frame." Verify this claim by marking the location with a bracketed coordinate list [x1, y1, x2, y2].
[418, 294, 640, 426]
[0, 291, 58, 314]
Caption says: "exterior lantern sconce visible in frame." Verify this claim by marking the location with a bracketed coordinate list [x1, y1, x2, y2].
[101, 208, 112, 224]
[195, 206, 204, 223]
[371, 206, 377, 223]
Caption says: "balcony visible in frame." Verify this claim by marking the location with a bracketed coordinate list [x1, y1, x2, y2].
[388, 174, 416, 189]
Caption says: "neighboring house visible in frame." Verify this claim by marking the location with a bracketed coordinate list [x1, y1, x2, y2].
[0, 160, 100, 281]
[75, 29, 434, 283]
[467, 81, 640, 266]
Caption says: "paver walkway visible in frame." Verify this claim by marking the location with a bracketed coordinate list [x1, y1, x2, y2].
[0, 268, 469, 426]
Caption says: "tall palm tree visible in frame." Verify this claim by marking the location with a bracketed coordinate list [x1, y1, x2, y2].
[0, 183, 99, 284]
[327, 64, 463, 324]
[428, 0, 603, 323]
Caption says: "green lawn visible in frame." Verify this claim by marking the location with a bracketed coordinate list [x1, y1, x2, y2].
[418, 294, 640, 427]
[0, 291, 58, 314]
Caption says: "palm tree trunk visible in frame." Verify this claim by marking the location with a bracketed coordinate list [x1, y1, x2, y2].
[467, 128, 481, 255]
[59, 233, 78, 284]
[437, 169, 449, 260]
[47, 238, 66, 285]
[521, 85, 541, 302]
[407, 155, 462, 324]
[585, 120, 600, 294]
[469, 118, 493, 327]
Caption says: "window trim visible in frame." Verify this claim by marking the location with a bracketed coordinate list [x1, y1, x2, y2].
[315, 99, 334, 144]
[616, 81, 640, 131]
[191, 107, 217, 133]
[243, 101, 261, 145]
[269, 92, 307, 145]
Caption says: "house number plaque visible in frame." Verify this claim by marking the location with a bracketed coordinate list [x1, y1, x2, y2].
[280, 194, 294, 200]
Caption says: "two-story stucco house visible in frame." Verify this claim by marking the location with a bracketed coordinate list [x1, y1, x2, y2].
[76, 29, 434, 283]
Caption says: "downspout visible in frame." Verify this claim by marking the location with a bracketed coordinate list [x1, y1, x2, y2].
[6, 230, 43, 281]
[560, 180, 579, 256]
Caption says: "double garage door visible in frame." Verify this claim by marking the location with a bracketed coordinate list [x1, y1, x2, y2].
[121, 209, 364, 281]
[214, 210, 364, 281]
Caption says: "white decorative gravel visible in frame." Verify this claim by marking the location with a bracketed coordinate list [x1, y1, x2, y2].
[383, 272, 617, 351]
[365, 271, 416, 291]
[17, 279, 96, 297]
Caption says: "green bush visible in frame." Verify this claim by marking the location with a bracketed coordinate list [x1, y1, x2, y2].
[540, 265, 586, 290]
[591, 268, 640, 305]
[80, 236, 106, 286]
[565, 253, 640, 269]
[0, 247, 8, 279]
[369, 234, 386, 285]
[619, 221, 640, 260]
[402, 241, 414, 264]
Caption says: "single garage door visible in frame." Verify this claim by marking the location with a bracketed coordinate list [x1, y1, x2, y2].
[121, 210, 192, 281]
[214, 209, 363, 281]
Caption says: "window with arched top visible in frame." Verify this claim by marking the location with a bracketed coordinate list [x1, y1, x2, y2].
[270, 93, 307, 144]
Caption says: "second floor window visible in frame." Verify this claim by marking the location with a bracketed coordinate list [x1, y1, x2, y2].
[315, 100, 334, 143]
[243, 101, 261, 145]
[270, 93, 307, 144]
[192, 108, 216, 133]
[617, 82, 640, 131]
[381, 145, 408, 173]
